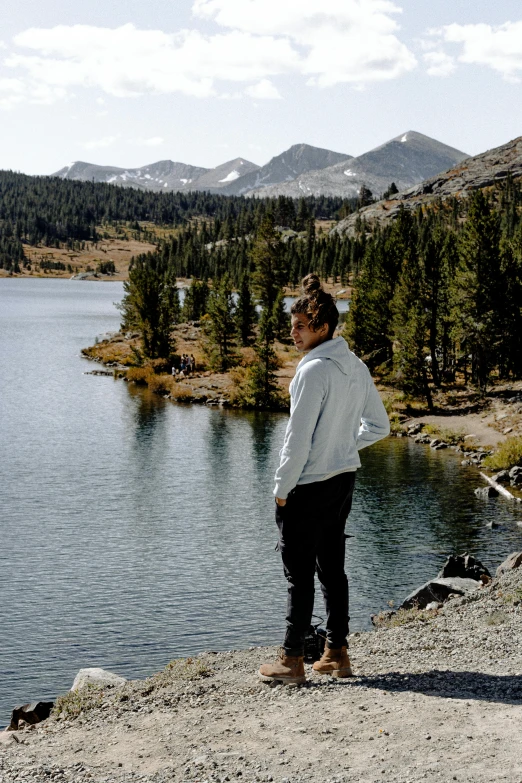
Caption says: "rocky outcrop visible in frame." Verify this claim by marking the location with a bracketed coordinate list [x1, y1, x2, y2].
[496, 551, 522, 578]
[333, 135, 522, 236]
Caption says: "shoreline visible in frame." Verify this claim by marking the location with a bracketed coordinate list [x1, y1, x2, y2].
[82, 328, 522, 477]
[3, 561, 522, 783]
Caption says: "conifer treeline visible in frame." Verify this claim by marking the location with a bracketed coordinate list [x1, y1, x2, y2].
[347, 178, 522, 398]
[0, 169, 354, 271]
[129, 178, 522, 398]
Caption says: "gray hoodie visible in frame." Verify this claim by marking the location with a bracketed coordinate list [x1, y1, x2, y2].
[274, 336, 390, 499]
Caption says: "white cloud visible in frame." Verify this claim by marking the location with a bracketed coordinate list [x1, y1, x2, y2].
[423, 51, 456, 77]
[130, 136, 165, 147]
[193, 0, 417, 86]
[245, 79, 282, 99]
[82, 134, 120, 150]
[429, 20, 522, 82]
[0, 75, 66, 109]
[0, 4, 416, 110]
[5, 23, 297, 103]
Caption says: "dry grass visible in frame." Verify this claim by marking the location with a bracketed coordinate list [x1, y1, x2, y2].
[52, 657, 211, 722]
[372, 606, 439, 629]
[52, 683, 107, 720]
[422, 424, 467, 445]
[483, 435, 522, 470]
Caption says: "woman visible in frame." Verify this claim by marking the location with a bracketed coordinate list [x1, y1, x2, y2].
[259, 275, 390, 684]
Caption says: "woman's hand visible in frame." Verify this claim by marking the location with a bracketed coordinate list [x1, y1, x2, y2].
[275, 497, 287, 507]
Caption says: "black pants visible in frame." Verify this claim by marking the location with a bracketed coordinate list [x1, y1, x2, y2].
[275, 471, 356, 656]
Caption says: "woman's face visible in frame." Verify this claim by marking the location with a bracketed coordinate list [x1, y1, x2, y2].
[290, 313, 329, 352]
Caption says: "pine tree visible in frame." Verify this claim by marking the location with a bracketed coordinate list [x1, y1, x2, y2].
[182, 278, 209, 321]
[391, 246, 433, 408]
[235, 273, 256, 346]
[121, 253, 179, 360]
[248, 215, 286, 407]
[453, 191, 502, 390]
[202, 273, 238, 371]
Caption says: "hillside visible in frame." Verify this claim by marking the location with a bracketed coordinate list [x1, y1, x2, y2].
[333, 134, 522, 235]
[252, 131, 468, 199]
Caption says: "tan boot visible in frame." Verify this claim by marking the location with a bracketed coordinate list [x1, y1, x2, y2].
[259, 649, 306, 684]
[312, 645, 353, 678]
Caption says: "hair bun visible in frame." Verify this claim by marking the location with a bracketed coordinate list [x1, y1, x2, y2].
[301, 273, 322, 296]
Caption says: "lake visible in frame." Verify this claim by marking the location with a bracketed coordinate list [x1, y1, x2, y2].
[1, 278, 521, 727]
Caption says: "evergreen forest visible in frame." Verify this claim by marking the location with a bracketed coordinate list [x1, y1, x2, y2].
[2, 168, 522, 403]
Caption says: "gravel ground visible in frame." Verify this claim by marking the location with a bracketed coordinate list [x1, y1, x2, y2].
[2, 567, 522, 783]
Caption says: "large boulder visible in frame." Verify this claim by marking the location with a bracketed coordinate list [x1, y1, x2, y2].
[438, 553, 491, 581]
[400, 577, 481, 610]
[8, 701, 54, 731]
[71, 668, 126, 692]
[496, 551, 522, 578]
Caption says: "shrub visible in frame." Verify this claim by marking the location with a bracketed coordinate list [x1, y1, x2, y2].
[483, 436, 522, 470]
[147, 373, 174, 395]
[170, 385, 194, 402]
[388, 412, 404, 434]
[52, 683, 106, 720]
[126, 366, 152, 384]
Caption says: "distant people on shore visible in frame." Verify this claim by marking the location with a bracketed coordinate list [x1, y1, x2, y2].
[173, 354, 197, 379]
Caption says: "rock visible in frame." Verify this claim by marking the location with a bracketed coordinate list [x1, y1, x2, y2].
[509, 468, 522, 486]
[496, 552, 522, 578]
[0, 731, 19, 746]
[434, 442, 448, 450]
[430, 439, 440, 448]
[474, 486, 499, 498]
[71, 668, 126, 692]
[407, 423, 422, 435]
[9, 701, 54, 731]
[400, 577, 481, 610]
[492, 470, 510, 484]
[438, 553, 491, 581]
[485, 521, 500, 529]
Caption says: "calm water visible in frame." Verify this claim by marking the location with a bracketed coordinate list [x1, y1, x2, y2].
[1, 278, 521, 727]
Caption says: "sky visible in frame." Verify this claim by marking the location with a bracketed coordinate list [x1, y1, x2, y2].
[1, 0, 522, 175]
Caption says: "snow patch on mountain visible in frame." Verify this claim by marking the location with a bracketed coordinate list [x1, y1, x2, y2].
[218, 170, 240, 183]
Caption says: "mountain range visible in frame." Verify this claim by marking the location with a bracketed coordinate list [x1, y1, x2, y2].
[332, 134, 522, 236]
[53, 132, 469, 200]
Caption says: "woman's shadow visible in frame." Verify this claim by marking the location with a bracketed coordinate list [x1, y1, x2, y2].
[332, 670, 522, 704]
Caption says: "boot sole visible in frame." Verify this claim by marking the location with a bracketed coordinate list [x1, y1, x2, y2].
[259, 673, 306, 685]
[313, 668, 354, 678]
